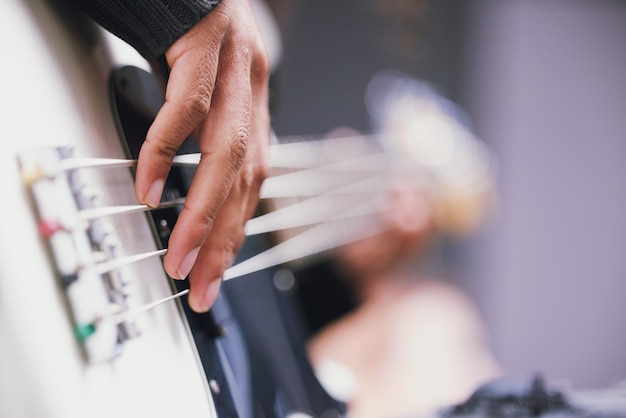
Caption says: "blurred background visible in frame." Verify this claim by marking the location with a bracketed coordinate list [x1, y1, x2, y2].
[267, 0, 626, 391]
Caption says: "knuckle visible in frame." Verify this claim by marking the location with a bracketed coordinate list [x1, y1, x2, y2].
[257, 159, 270, 184]
[181, 90, 211, 127]
[211, 6, 233, 29]
[251, 48, 270, 85]
[235, 157, 268, 198]
[250, 154, 270, 186]
[238, 163, 256, 190]
[229, 127, 249, 167]
[200, 210, 217, 232]
[208, 234, 244, 273]
[223, 238, 238, 258]
[182, 202, 216, 236]
[223, 233, 245, 261]
[238, 41, 253, 63]
[154, 141, 179, 161]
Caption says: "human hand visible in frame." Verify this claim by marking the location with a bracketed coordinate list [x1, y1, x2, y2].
[134, 0, 270, 312]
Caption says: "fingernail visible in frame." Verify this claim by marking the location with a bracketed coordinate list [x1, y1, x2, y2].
[176, 247, 201, 280]
[145, 179, 164, 208]
[198, 279, 222, 312]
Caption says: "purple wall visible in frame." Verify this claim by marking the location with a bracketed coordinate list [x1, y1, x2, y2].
[463, 0, 626, 388]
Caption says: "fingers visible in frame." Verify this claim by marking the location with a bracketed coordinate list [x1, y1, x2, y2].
[163, 33, 252, 279]
[134, 0, 240, 207]
[133, 0, 270, 312]
[186, 176, 252, 312]
[136, 36, 222, 208]
[187, 49, 270, 313]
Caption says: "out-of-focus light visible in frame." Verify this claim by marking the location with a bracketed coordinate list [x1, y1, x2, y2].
[365, 70, 499, 235]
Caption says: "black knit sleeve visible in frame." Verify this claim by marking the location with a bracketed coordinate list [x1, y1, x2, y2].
[71, 0, 221, 60]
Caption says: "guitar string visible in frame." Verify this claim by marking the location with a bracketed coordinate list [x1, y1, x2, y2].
[58, 149, 387, 178]
[96, 248, 167, 275]
[61, 135, 398, 317]
[33, 132, 494, 344]
[260, 154, 388, 199]
[60, 146, 388, 203]
[77, 173, 388, 236]
[90, 206, 390, 283]
[78, 198, 186, 221]
[73, 138, 393, 236]
[74, 165, 386, 231]
[226, 133, 429, 277]
[83, 205, 389, 325]
[224, 209, 388, 281]
[110, 289, 190, 324]
[87, 136, 391, 305]
[246, 178, 386, 235]
[79, 289, 191, 332]
[58, 134, 388, 172]
[78, 191, 384, 238]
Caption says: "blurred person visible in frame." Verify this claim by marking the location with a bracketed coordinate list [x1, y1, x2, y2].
[304, 76, 502, 418]
[308, 193, 501, 417]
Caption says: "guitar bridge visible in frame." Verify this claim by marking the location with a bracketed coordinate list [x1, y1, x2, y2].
[17, 146, 140, 363]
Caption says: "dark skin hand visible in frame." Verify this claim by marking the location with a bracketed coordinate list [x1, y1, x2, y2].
[135, 0, 270, 312]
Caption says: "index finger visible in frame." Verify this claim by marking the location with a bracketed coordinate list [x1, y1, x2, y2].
[135, 45, 220, 208]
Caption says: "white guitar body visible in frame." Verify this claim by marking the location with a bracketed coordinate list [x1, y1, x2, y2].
[0, 1, 215, 417]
